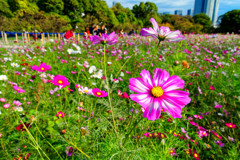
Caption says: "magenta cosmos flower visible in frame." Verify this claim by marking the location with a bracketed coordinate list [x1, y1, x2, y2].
[92, 88, 108, 97]
[13, 86, 25, 93]
[140, 18, 185, 42]
[89, 32, 118, 45]
[129, 69, 191, 121]
[32, 63, 51, 72]
[53, 75, 69, 88]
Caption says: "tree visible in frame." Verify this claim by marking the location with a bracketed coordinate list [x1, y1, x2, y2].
[0, 0, 13, 17]
[193, 13, 212, 32]
[132, 2, 161, 27]
[37, 0, 64, 14]
[220, 10, 240, 33]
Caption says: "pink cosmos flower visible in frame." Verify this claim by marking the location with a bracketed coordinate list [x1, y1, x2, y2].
[129, 68, 191, 121]
[56, 111, 65, 118]
[3, 103, 10, 109]
[0, 98, 6, 102]
[210, 85, 215, 90]
[89, 32, 118, 45]
[214, 140, 224, 147]
[13, 100, 22, 106]
[32, 63, 51, 72]
[140, 18, 185, 42]
[198, 130, 208, 138]
[181, 127, 187, 133]
[92, 88, 108, 97]
[193, 115, 203, 119]
[212, 132, 222, 140]
[169, 148, 177, 156]
[13, 86, 25, 93]
[53, 75, 70, 88]
[214, 101, 222, 108]
[225, 123, 237, 129]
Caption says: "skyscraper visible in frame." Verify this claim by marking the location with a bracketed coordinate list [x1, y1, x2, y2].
[194, 0, 220, 26]
[187, 9, 194, 16]
[174, 10, 183, 16]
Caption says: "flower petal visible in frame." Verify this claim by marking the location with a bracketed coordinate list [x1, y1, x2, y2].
[140, 69, 154, 88]
[160, 98, 182, 118]
[129, 77, 151, 93]
[162, 75, 185, 92]
[164, 90, 191, 106]
[150, 18, 159, 33]
[140, 27, 158, 38]
[143, 98, 161, 121]
[130, 93, 153, 107]
[153, 68, 169, 87]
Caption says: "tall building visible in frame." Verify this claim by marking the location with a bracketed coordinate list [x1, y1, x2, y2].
[163, 12, 170, 15]
[112, 1, 116, 7]
[194, 0, 220, 26]
[187, 9, 194, 16]
[174, 10, 183, 16]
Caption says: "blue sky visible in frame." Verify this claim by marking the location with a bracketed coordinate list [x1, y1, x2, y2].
[105, 0, 240, 17]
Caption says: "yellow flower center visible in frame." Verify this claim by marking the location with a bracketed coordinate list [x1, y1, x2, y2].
[17, 89, 20, 91]
[151, 86, 164, 97]
[96, 92, 101, 96]
[170, 150, 173, 153]
[194, 153, 198, 157]
[41, 67, 45, 70]
[58, 80, 63, 84]
[84, 90, 88, 93]
[59, 113, 62, 117]
[229, 125, 232, 127]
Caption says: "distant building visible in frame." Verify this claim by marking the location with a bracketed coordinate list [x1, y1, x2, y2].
[163, 12, 170, 15]
[112, 1, 116, 7]
[187, 9, 194, 16]
[174, 10, 183, 16]
[194, 0, 220, 26]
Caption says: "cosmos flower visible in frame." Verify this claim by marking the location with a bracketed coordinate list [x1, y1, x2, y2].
[193, 151, 200, 160]
[0, 75, 8, 81]
[13, 100, 22, 106]
[11, 62, 20, 68]
[3, 103, 10, 109]
[32, 63, 51, 72]
[89, 66, 97, 74]
[56, 111, 65, 118]
[92, 88, 108, 98]
[140, 18, 185, 42]
[214, 140, 224, 147]
[169, 148, 177, 156]
[225, 123, 237, 129]
[210, 85, 215, 90]
[53, 75, 70, 88]
[13, 86, 25, 93]
[66, 147, 73, 156]
[89, 32, 118, 45]
[0, 98, 6, 102]
[129, 68, 191, 121]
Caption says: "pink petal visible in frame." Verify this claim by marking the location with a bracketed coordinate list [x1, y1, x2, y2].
[162, 75, 185, 92]
[140, 69, 154, 88]
[160, 98, 182, 118]
[143, 98, 161, 121]
[129, 77, 150, 93]
[130, 93, 153, 107]
[153, 68, 169, 87]
[150, 18, 159, 33]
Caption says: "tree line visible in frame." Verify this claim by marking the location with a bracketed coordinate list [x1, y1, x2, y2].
[0, 0, 239, 33]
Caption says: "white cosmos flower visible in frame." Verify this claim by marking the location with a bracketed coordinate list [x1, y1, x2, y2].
[89, 66, 96, 74]
[0, 75, 8, 81]
[11, 62, 19, 68]
[16, 107, 23, 112]
[120, 72, 124, 77]
[91, 70, 103, 79]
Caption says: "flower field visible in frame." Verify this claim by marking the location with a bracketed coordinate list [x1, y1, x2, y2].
[0, 31, 240, 159]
